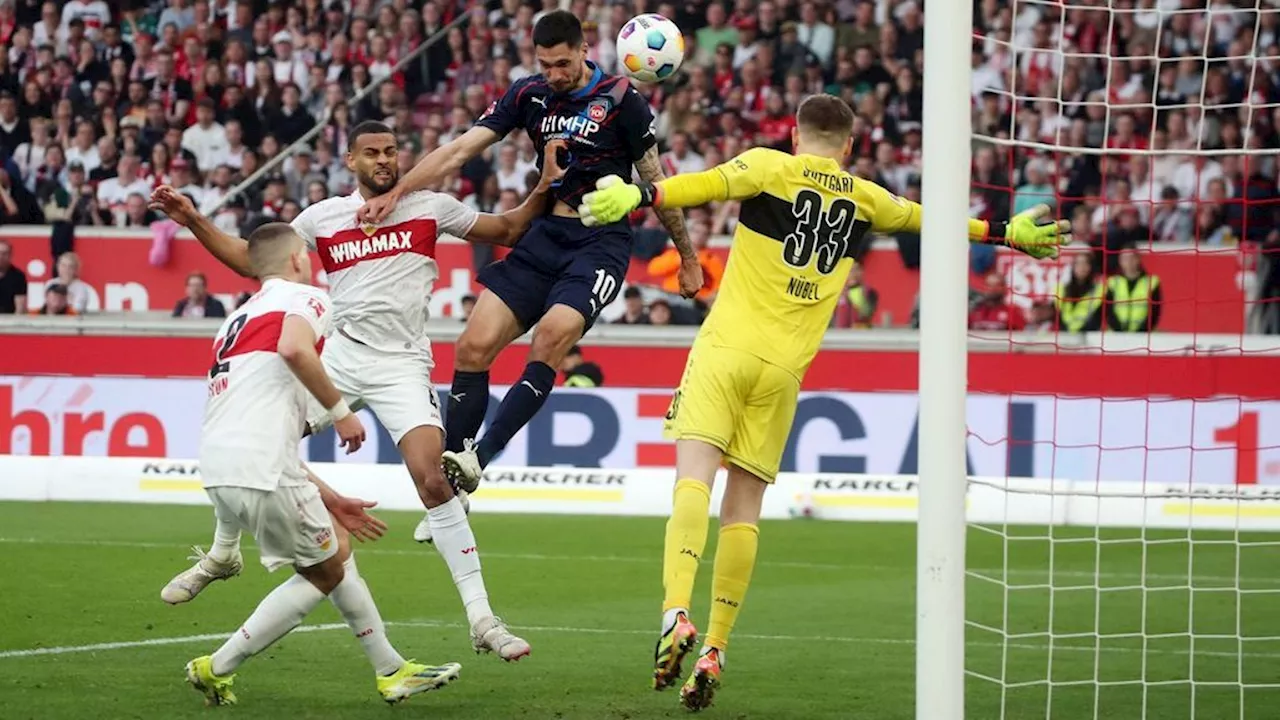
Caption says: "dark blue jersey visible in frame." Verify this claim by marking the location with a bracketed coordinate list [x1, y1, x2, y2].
[475, 62, 657, 209]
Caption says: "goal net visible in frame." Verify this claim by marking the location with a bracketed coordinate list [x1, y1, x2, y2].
[961, 1, 1280, 718]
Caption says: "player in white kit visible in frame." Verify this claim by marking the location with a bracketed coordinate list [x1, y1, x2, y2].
[152, 121, 565, 662]
[184, 222, 462, 706]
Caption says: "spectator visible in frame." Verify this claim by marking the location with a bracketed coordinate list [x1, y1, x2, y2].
[969, 273, 1027, 331]
[648, 297, 673, 326]
[492, 143, 528, 195]
[32, 281, 73, 315]
[1106, 248, 1163, 332]
[53, 250, 90, 313]
[614, 285, 650, 325]
[561, 345, 604, 388]
[181, 98, 228, 172]
[833, 263, 879, 328]
[0, 165, 41, 223]
[266, 83, 315, 146]
[1013, 158, 1055, 216]
[1027, 300, 1057, 334]
[1055, 252, 1104, 333]
[0, 90, 28, 160]
[172, 270, 225, 318]
[120, 191, 156, 227]
[696, 3, 739, 67]
[460, 293, 476, 322]
[95, 154, 149, 224]
[0, 238, 27, 313]
[645, 219, 724, 303]
[660, 132, 705, 176]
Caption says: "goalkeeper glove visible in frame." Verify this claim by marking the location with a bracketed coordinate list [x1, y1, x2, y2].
[578, 175, 658, 227]
[994, 204, 1072, 260]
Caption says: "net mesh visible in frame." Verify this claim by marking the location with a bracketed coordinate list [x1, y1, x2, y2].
[963, 1, 1280, 717]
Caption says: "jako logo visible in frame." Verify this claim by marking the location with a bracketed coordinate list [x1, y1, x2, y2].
[462, 546, 477, 554]
[714, 596, 740, 608]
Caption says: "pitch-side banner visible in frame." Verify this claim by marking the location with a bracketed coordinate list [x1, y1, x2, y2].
[1, 229, 1249, 332]
[2, 376, 1276, 485]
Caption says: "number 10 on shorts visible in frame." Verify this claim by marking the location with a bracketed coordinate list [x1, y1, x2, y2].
[591, 269, 617, 316]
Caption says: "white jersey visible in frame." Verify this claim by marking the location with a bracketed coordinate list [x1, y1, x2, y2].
[290, 189, 478, 355]
[200, 278, 332, 491]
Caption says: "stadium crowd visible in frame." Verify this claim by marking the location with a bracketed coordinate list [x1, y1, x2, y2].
[0, 0, 1275, 331]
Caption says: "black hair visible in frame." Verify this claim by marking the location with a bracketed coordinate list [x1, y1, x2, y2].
[347, 120, 396, 149]
[532, 10, 583, 49]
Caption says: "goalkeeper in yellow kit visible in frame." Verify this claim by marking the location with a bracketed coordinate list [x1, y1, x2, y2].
[579, 94, 1070, 711]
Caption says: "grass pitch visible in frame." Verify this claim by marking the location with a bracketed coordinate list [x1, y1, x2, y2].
[0, 501, 1277, 719]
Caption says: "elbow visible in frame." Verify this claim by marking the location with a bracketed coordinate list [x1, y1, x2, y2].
[277, 339, 307, 364]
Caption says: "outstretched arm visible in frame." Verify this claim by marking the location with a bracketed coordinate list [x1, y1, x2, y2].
[860, 181, 1070, 259]
[149, 185, 254, 277]
[357, 126, 501, 224]
[633, 146, 700, 298]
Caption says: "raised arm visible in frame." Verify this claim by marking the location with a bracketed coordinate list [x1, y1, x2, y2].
[860, 179, 1070, 259]
[580, 148, 772, 222]
[633, 145, 701, 298]
[149, 185, 255, 277]
[358, 126, 501, 225]
[463, 139, 566, 247]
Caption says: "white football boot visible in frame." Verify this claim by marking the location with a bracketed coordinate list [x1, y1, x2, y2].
[161, 546, 243, 604]
[470, 616, 531, 662]
[442, 439, 483, 494]
[413, 489, 471, 544]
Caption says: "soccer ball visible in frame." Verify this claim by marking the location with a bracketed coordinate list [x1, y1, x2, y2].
[616, 14, 684, 85]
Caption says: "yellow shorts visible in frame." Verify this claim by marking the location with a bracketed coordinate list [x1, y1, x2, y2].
[663, 344, 800, 482]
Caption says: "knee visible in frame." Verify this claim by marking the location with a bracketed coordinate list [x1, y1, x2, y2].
[303, 559, 345, 594]
[456, 330, 498, 371]
[407, 461, 453, 507]
[529, 320, 581, 364]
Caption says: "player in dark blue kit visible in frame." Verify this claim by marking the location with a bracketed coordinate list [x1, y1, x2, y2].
[358, 11, 702, 532]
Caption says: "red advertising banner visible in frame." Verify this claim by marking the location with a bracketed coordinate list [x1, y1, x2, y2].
[2, 334, 1278, 400]
[1, 228, 1251, 332]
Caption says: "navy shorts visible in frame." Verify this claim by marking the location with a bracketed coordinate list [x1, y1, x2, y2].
[478, 215, 630, 331]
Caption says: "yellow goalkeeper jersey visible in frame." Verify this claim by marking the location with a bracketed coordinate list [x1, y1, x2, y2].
[697, 147, 920, 379]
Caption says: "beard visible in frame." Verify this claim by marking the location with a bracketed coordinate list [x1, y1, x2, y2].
[361, 168, 398, 195]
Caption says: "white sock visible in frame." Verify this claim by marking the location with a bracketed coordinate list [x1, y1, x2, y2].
[428, 496, 493, 627]
[328, 554, 405, 676]
[208, 517, 242, 563]
[662, 607, 687, 634]
[211, 573, 326, 676]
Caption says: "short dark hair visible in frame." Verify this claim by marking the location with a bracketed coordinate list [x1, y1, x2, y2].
[533, 10, 583, 48]
[796, 94, 855, 146]
[347, 120, 395, 150]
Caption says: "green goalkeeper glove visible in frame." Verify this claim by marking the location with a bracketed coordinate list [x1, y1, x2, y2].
[578, 175, 652, 227]
[998, 204, 1072, 260]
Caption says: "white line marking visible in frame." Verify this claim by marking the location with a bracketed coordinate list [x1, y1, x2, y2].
[0, 537, 850, 571]
[3, 619, 1279, 662]
[2, 537, 1276, 583]
[0, 623, 348, 659]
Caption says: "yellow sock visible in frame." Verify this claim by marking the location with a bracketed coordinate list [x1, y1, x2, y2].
[661, 478, 712, 612]
[705, 522, 759, 651]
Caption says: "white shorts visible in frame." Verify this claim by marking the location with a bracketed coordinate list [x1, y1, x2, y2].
[306, 332, 443, 445]
[207, 483, 337, 572]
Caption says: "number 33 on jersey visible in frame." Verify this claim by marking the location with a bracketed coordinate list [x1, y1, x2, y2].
[699, 147, 920, 378]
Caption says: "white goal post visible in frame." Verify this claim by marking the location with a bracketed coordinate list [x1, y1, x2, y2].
[915, 0, 973, 717]
[917, 1, 1279, 719]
